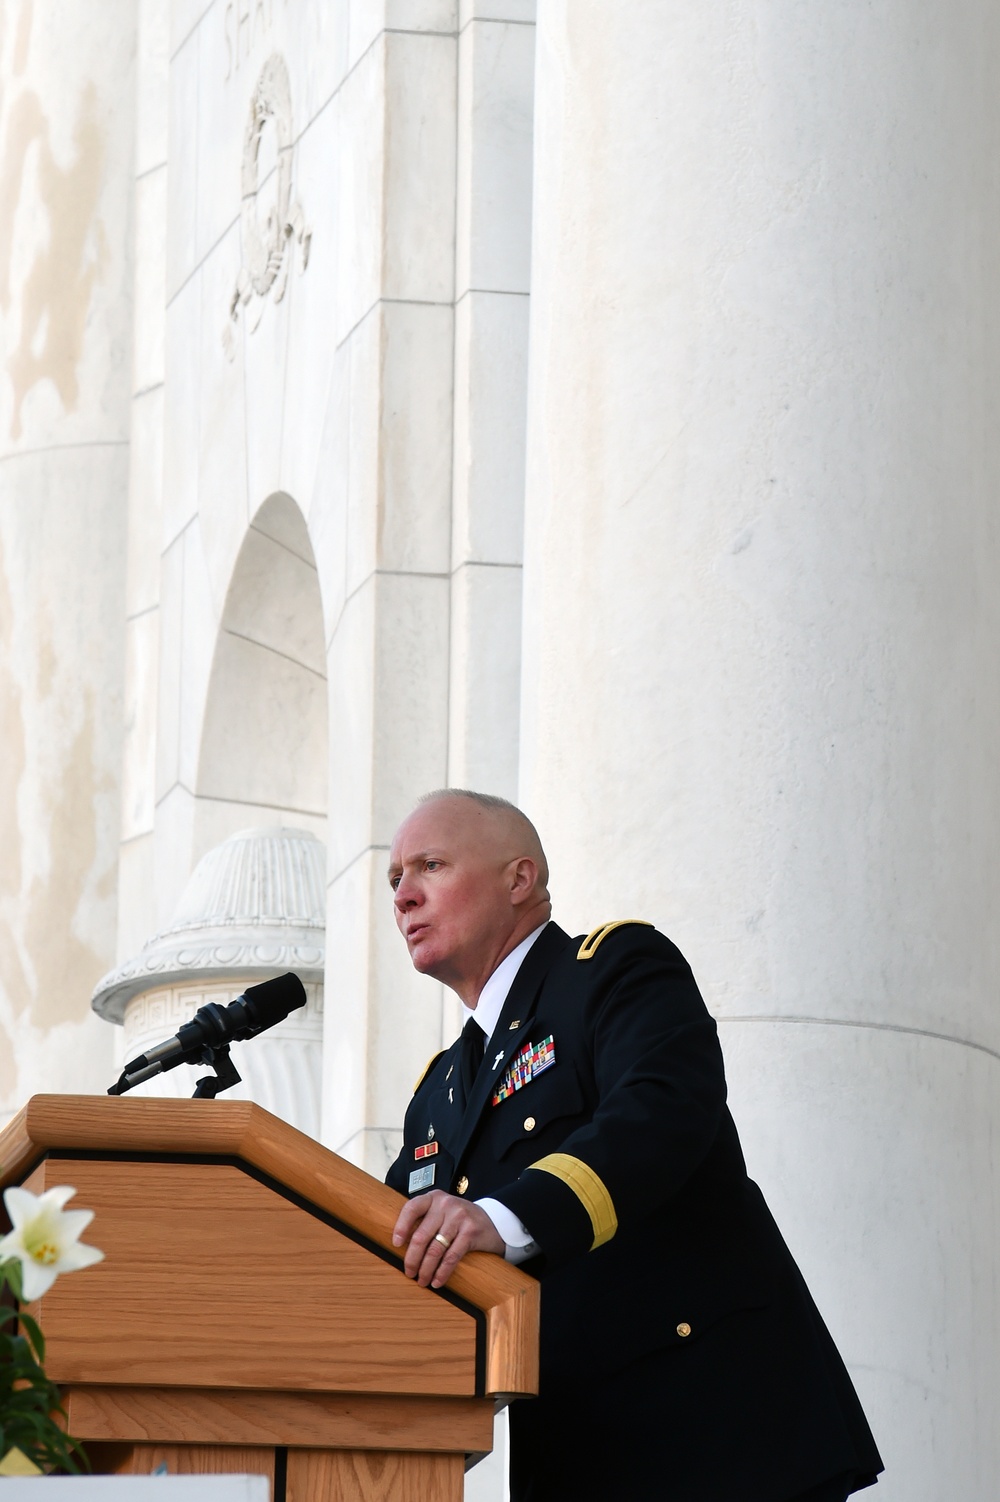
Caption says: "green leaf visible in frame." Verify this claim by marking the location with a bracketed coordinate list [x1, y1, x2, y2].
[15, 1309, 44, 1363]
[0, 1258, 23, 1301]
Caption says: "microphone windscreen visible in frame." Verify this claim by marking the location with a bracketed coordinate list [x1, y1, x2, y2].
[242, 972, 307, 1030]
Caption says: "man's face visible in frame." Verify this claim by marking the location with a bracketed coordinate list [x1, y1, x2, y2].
[388, 800, 519, 993]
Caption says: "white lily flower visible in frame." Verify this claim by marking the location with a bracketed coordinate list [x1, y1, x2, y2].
[0, 1185, 104, 1301]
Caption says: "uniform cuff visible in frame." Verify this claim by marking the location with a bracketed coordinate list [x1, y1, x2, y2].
[492, 1163, 601, 1266]
[475, 1197, 536, 1250]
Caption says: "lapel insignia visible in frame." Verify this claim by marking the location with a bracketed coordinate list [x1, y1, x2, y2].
[445, 1063, 454, 1080]
[492, 1035, 556, 1106]
[509, 1019, 521, 1030]
[492, 1051, 504, 1069]
[415, 1141, 438, 1160]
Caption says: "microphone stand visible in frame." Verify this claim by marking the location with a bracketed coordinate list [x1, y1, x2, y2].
[107, 972, 306, 1100]
[108, 1040, 244, 1100]
[191, 1043, 242, 1100]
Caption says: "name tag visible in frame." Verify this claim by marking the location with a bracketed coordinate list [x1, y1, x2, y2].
[408, 1164, 436, 1193]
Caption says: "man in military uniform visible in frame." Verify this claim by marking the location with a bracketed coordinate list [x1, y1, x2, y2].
[386, 789, 883, 1502]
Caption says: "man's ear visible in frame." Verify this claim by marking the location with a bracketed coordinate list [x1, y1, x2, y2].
[508, 857, 538, 904]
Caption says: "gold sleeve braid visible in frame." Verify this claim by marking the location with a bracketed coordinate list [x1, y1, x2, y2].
[530, 1153, 618, 1248]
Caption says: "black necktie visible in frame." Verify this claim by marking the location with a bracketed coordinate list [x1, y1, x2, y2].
[458, 1017, 485, 1109]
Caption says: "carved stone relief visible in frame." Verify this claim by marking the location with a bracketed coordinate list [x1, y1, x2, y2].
[92, 826, 326, 1140]
[91, 825, 326, 1021]
[223, 53, 310, 359]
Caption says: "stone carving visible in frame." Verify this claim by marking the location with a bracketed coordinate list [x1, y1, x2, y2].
[223, 53, 310, 359]
[92, 825, 327, 1139]
[91, 825, 326, 1022]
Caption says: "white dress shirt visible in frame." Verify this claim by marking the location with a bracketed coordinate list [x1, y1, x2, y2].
[463, 922, 548, 1263]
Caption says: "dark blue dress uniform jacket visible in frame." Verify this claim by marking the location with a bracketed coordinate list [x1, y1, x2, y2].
[386, 921, 884, 1502]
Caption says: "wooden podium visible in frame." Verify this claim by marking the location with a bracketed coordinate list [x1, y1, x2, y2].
[0, 1096, 540, 1500]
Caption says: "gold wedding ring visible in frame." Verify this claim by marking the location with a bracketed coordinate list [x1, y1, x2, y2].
[434, 1232, 452, 1249]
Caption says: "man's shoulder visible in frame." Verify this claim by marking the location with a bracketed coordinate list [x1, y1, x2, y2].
[574, 918, 656, 961]
[569, 918, 689, 969]
[537, 920, 697, 1009]
[545, 917, 708, 1038]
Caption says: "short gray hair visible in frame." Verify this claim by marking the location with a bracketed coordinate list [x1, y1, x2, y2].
[419, 788, 519, 815]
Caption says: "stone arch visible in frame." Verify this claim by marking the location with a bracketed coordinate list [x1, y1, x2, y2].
[196, 493, 327, 851]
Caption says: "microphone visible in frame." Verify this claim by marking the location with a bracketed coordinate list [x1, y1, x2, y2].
[108, 972, 307, 1096]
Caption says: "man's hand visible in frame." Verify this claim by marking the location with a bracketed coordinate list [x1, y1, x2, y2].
[392, 1190, 505, 1288]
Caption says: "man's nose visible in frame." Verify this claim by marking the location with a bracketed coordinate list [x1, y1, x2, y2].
[393, 875, 420, 910]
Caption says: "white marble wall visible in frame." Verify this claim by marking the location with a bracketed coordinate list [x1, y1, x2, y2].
[118, 0, 168, 969]
[141, 15, 534, 1490]
[521, 3, 1000, 1496]
[0, 0, 136, 1118]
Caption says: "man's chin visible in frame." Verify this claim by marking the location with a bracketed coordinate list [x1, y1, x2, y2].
[407, 936, 438, 974]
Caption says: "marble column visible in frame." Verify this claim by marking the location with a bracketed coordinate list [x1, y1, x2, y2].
[520, 4, 1000, 1497]
[448, 0, 536, 801]
[0, 0, 135, 1115]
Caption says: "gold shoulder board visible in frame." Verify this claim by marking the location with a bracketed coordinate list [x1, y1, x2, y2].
[577, 919, 654, 961]
[412, 1049, 445, 1094]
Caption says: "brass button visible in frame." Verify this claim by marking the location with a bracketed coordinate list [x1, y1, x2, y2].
[524, 1116, 536, 1131]
[456, 1175, 469, 1195]
[676, 1322, 691, 1338]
